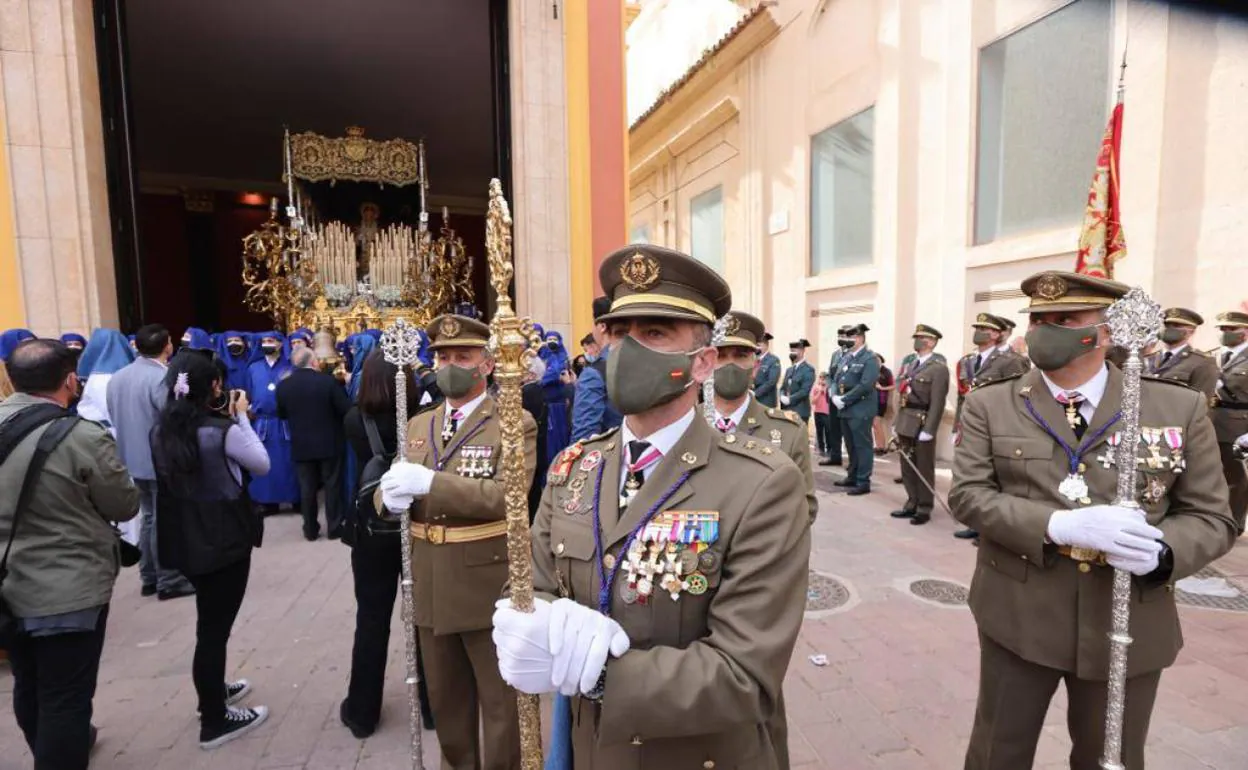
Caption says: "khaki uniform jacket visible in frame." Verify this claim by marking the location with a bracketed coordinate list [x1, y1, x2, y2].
[0, 395, 140, 617]
[386, 397, 537, 635]
[735, 398, 817, 524]
[954, 348, 1032, 428]
[894, 355, 950, 439]
[1212, 347, 1248, 444]
[950, 366, 1236, 680]
[1145, 347, 1219, 402]
[532, 416, 811, 769]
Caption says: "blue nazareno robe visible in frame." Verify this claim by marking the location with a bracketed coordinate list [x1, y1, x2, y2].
[214, 330, 252, 392]
[245, 333, 299, 505]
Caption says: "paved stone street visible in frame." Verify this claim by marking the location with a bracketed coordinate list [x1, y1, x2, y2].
[3, 454, 1248, 769]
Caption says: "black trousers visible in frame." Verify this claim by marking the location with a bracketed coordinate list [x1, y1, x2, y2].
[186, 557, 251, 728]
[10, 605, 110, 770]
[841, 415, 874, 487]
[826, 408, 843, 461]
[344, 527, 432, 730]
[899, 435, 937, 516]
[296, 456, 345, 537]
[813, 413, 833, 457]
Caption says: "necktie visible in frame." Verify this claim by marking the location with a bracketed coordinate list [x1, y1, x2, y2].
[1224, 351, 1233, 367]
[1161, 352, 1173, 368]
[622, 440, 662, 506]
[972, 355, 983, 375]
[443, 409, 463, 445]
[716, 417, 735, 433]
[1055, 391, 1088, 441]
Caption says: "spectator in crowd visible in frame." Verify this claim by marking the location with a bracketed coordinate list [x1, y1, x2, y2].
[522, 354, 550, 519]
[60, 333, 87, 369]
[75, 329, 135, 428]
[180, 328, 214, 356]
[571, 352, 588, 378]
[1, 338, 140, 769]
[277, 348, 351, 541]
[245, 332, 299, 514]
[780, 338, 816, 422]
[570, 295, 622, 442]
[874, 353, 895, 452]
[812, 372, 833, 460]
[753, 331, 781, 408]
[214, 332, 252, 392]
[537, 329, 574, 459]
[107, 324, 196, 600]
[0, 328, 32, 400]
[152, 352, 270, 750]
[340, 350, 434, 738]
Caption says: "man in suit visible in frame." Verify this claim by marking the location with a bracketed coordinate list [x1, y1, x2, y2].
[833, 324, 880, 496]
[492, 245, 810, 770]
[571, 295, 623, 443]
[106, 323, 195, 600]
[779, 339, 815, 422]
[1212, 310, 1248, 532]
[890, 325, 949, 526]
[820, 325, 853, 467]
[378, 314, 538, 770]
[753, 331, 782, 408]
[1145, 308, 1219, 399]
[710, 309, 815, 770]
[276, 347, 351, 541]
[951, 270, 1236, 769]
[952, 313, 1031, 541]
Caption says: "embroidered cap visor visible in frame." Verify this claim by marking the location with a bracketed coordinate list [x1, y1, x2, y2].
[1019, 270, 1129, 314]
[972, 313, 1009, 332]
[716, 311, 765, 349]
[1215, 311, 1248, 329]
[427, 314, 491, 350]
[597, 245, 731, 324]
[1162, 307, 1204, 328]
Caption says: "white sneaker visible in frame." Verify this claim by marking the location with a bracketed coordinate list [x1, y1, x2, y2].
[199, 706, 269, 750]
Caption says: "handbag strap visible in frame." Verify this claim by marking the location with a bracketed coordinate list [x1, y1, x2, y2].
[361, 414, 392, 459]
[0, 409, 79, 584]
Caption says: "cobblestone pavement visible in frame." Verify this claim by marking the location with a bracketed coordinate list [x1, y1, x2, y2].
[3, 453, 1247, 769]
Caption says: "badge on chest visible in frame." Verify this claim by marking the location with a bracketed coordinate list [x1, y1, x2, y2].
[456, 445, 495, 478]
[619, 510, 719, 605]
[1092, 426, 1185, 505]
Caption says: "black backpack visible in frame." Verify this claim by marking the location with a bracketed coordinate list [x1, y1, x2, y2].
[354, 415, 401, 537]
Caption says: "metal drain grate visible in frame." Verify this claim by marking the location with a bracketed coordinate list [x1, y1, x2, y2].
[909, 579, 969, 606]
[806, 570, 851, 612]
[1175, 565, 1248, 613]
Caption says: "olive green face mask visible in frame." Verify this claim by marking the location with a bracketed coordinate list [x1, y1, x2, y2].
[972, 329, 993, 345]
[712, 363, 753, 400]
[436, 364, 483, 399]
[1024, 323, 1103, 372]
[1158, 327, 1187, 345]
[1222, 330, 1247, 348]
[606, 335, 699, 415]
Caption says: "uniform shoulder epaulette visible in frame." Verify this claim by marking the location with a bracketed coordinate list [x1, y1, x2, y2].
[585, 426, 621, 444]
[718, 431, 790, 469]
[930, 352, 948, 364]
[765, 407, 802, 425]
[958, 351, 976, 363]
[1141, 373, 1198, 391]
[1187, 348, 1212, 359]
[977, 372, 1025, 389]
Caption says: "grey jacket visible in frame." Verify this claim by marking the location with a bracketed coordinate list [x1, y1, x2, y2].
[0, 394, 140, 617]
[106, 356, 168, 480]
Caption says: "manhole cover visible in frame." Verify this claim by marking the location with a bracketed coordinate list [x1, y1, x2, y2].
[1176, 565, 1248, 613]
[806, 570, 851, 612]
[909, 579, 969, 606]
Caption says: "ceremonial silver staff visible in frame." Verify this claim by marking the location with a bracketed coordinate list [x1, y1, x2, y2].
[702, 316, 730, 426]
[1100, 287, 1164, 770]
[380, 318, 427, 770]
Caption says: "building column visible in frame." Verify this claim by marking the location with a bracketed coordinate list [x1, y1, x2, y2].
[564, 0, 627, 340]
[0, 117, 23, 329]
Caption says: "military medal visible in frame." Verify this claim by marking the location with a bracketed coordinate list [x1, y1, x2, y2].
[619, 581, 639, 605]
[1023, 396, 1121, 505]
[1142, 428, 1164, 469]
[678, 548, 699, 574]
[1163, 427, 1185, 472]
[580, 451, 602, 472]
[1058, 473, 1089, 503]
[770, 429, 783, 445]
[685, 573, 709, 595]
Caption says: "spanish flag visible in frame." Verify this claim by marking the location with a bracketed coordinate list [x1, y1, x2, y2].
[1074, 88, 1126, 279]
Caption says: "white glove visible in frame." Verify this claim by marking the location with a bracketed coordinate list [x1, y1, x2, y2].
[1047, 505, 1164, 562]
[1236, 433, 1248, 450]
[949, 431, 960, 446]
[831, 395, 845, 410]
[548, 598, 630, 696]
[780, 394, 791, 406]
[1217, 379, 1225, 392]
[1107, 549, 1161, 576]
[379, 461, 435, 511]
[918, 431, 934, 442]
[492, 598, 557, 695]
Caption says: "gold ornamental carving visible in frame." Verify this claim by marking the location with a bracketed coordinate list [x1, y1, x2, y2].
[290, 126, 421, 187]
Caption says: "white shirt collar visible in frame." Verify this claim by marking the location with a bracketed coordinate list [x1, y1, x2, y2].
[622, 408, 696, 459]
[997, 343, 1011, 353]
[917, 353, 932, 365]
[714, 395, 752, 429]
[446, 389, 488, 423]
[1223, 341, 1248, 359]
[1040, 364, 1109, 413]
[1162, 342, 1189, 355]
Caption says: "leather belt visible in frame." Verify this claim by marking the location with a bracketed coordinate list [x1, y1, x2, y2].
[904, 404, 930, 411]
[410, 520, 507, 545]
[1057, 545, 1108, 565]
[1213, 399, 1248, 410]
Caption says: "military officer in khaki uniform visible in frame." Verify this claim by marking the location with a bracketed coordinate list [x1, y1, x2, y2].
[379, 314, 537, 770]
[952, 313, 1031, 540]
[1144, 307, 1219, 399]
[492, 245, 811, 770]
[710, 309, 814, 770]
[951, 271, 1236, 770]
[890, 325, 949, 526]
[1212, 311, 1248, 532]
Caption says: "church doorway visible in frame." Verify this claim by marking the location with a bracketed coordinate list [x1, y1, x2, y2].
[94, 0, 512, 333]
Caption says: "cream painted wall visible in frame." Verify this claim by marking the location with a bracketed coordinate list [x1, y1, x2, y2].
[630, 0, 1248, 456]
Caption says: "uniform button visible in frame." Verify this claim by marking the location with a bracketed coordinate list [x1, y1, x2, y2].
[1020, 554, 1028, 562]
[555, 542, 566, 556]
[703, 762, 716, 769]
[990, 560, 998, 567]
[603, 553, 616, 570]
[630, 735, 643, 746]
[1078, 562, 1091, 574]
[1014, 448, 1023, 457]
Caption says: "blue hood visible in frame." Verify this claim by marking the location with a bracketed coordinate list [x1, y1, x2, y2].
[77, 329, 136, 377]
[0, 329, 35, 361]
